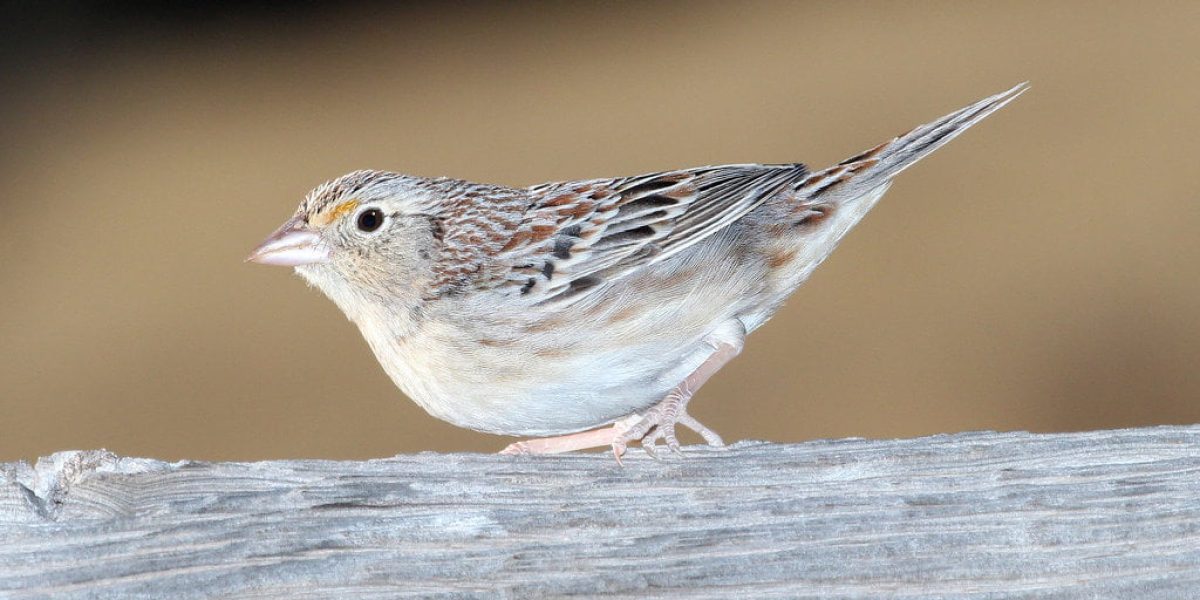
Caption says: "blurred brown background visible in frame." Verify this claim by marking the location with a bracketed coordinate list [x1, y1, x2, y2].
[2, 1, 1198, 463]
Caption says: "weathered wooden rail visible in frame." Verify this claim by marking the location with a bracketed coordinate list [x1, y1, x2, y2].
[3, 427, 1200, 598]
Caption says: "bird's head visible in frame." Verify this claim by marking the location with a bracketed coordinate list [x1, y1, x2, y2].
[247, 170, 443, 320]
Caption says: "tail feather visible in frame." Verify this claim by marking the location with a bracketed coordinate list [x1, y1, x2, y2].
[801, 82, 1028, 200]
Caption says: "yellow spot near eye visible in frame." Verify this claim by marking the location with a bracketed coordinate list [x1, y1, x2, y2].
[312, 200, 360, 227]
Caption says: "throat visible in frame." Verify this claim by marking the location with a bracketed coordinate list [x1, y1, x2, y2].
[295, 267, 425, 339]
[345, 294, 427, 343]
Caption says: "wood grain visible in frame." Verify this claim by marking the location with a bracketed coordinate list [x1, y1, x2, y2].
[4, 427, 1200, 598]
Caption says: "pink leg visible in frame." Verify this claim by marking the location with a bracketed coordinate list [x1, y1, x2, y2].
[499, 415, 643, 457]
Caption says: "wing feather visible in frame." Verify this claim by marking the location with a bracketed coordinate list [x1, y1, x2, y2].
[496, 163, 809, 306]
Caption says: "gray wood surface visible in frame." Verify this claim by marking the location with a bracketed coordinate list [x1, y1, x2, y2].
[3, 427, 1200, 599]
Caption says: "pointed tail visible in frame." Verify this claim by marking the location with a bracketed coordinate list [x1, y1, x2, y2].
[802, 82, 1028, 200]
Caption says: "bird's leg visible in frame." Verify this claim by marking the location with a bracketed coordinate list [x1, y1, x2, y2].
[499, 414, 643, 457]
[613, 336, 743, 460]
[500, 327, 744, 464]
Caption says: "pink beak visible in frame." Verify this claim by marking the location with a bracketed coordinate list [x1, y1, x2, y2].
[246, 217, 330, 267]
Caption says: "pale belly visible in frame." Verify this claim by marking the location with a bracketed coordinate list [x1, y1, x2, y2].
[364, 314, 726, 436]
[357, 256, 759, 436]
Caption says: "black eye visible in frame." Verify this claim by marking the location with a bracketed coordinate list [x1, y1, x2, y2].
[356, 208, 384, 232]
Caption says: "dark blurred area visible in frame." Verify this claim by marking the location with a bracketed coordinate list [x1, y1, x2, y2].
[2, 1, 1198, 462]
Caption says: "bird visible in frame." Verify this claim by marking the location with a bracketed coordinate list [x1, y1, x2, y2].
[248, 83, 1026, 462]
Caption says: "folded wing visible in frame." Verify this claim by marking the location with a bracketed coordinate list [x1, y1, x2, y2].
[496, 163, 810, 306]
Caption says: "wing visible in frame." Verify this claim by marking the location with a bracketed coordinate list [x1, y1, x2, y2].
[493, 163, 810, 306]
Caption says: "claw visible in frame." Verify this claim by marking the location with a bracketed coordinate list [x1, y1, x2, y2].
[611, 440, 627, 466]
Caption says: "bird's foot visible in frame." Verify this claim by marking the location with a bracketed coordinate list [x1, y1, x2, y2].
[612, 388, 725, 462]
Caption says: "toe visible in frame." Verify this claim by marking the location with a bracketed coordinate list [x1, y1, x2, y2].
[678, 413, 725, 447]
[662, 424, 683, 455]
[641, 427, 665, 459]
